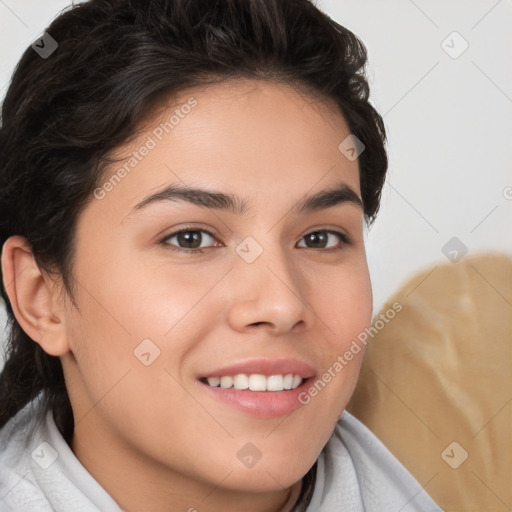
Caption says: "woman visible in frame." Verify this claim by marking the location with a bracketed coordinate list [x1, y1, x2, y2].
[0, 0, 442, 510]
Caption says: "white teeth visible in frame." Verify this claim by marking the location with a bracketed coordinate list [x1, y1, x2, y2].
[267, 375, 284, 391]
[220, 376, 233, 388]
[292, 375, 302, 389]
[204, 373, 304, 391]
[249, 374, 267, 391]
[207, 377, 220, 387]
[233, 374, 249, 390]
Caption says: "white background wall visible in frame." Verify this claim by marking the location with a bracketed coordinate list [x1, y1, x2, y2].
[1, 0, 511, 363]
[319, 0, 512, 310]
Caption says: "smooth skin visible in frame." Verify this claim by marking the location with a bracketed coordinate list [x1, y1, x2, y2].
[2, 79, 373, 512]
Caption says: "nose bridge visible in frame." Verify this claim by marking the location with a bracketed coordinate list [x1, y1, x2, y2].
[239, 232, 302, 294]
[228, 232, 312, 333]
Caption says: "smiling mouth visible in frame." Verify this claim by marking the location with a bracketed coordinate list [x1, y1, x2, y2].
[199, 373, 304, 392]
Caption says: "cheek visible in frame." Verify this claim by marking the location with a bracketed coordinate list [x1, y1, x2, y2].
[304, 257, 372, 412]
[72, 243, 218, 342]
[317, 258, 373, 352]
[64, 249, 228, 417]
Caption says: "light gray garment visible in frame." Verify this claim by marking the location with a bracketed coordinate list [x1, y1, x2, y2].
[0, 394, 443, 511]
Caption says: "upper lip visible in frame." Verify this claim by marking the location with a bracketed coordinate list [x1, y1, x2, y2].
[199, 358, 316, 379]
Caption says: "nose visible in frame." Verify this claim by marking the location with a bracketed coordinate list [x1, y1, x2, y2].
[226, 244, 315, 336]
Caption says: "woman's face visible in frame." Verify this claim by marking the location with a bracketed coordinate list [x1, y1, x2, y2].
[59, 79, 373, 509]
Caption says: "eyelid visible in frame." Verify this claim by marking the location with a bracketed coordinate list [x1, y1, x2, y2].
[300, 223, 351, 241]
[160, 226, 222, 247]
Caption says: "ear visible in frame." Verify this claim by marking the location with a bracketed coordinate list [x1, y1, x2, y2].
[1, 235, 70, 356]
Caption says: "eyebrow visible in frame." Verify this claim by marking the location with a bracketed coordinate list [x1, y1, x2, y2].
[131, 180, 363, 216]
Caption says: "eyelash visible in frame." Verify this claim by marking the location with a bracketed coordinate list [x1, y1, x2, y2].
[159, 227, 351, 254]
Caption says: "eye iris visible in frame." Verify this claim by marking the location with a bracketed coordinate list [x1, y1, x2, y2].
[178, 231, 201, 248]
[306, 232, 327, 248]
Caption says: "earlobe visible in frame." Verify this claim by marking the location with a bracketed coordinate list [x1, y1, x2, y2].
[1, 235, 70, 356]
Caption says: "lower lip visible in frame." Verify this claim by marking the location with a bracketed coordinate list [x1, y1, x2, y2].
[197, 378, 313, 418]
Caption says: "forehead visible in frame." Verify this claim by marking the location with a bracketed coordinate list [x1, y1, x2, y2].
[93, 79, 360, 219]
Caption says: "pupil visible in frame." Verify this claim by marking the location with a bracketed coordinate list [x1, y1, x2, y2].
[308, 232, 326, 248]
[179, 231, 201, 248]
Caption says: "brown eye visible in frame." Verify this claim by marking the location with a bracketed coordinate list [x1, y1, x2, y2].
[162, 229, 218, 251]
[176, 231, 202, 249]
[297, 230, 348, 250]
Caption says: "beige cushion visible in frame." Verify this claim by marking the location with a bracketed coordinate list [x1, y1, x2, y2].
[347, 253, 512, 511]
